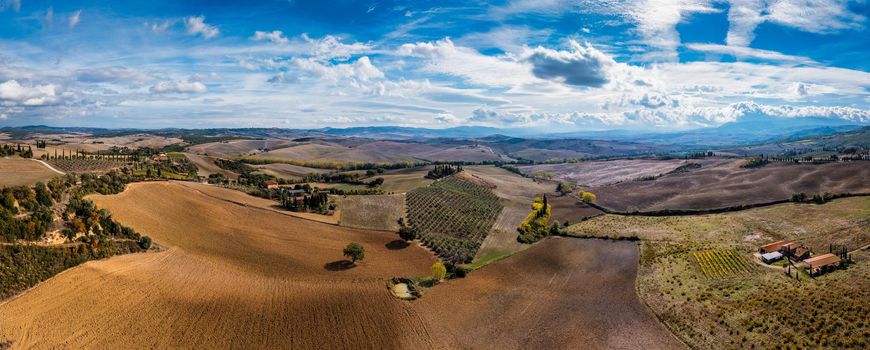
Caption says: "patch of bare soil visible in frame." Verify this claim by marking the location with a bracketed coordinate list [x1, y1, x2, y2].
[415, 237, 684, 349]
[593, 160, 870, 212]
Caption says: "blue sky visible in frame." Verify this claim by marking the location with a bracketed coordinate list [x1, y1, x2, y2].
[1, 0, 869, 131]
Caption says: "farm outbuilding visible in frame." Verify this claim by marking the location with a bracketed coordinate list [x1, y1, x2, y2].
[804, 254, 841, 276]
[761, 251, 783, 264]
[790, 247, 810, 261]
[759, 240, 792, 254]
[261, 180, 279, 189]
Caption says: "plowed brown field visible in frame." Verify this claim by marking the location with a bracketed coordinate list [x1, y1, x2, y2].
[417, 237, 684, 349]
[0, 182, 684, 350]
[0, 182, 436, 349]
[593, 160, 870, 211]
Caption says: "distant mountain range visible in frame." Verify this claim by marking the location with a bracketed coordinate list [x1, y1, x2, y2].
[3, 114, 866, 149]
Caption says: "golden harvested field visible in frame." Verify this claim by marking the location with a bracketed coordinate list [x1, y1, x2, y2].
[188, 139, 295, 157]
[417, 237, 684, 349]
[252, 162, 328, 179]
[0, 182, 437, 349]
[182, 152, 239, 179]
[372, 166, 433, 193]
[0, 158, 61, 186]
[338, 194, 405, 231]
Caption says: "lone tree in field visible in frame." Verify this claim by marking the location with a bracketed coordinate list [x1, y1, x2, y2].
[398, 226, 417, 241]
[579, 191, 597, 203]
[431, 261, 447, 282]
[343, 242, 365, 264]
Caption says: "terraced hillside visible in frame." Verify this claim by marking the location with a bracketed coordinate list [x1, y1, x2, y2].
[406, 174, 503, 263]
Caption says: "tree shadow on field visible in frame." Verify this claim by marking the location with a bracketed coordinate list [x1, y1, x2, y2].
[385, 240, 410, 250]
[324, 260, 356, 271]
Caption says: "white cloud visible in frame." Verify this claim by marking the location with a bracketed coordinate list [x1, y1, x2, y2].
[251, 30, 289, 45]
[685, 43, 812, 63]
[301, 34, 373, 61]
[725, 0, 766, 46]
[458, 26, 552, 53]
[69, 10, 82, 29]
[726, 0, 866, 47]
[521, 41, 615, 87]
[184, 16, 219, 39]
[0, 0, 20, 12]
[0, 80, 58, 106]
[434, 113, 461, 124]
[766, 0, 866, 33]
[76, 67, 151, 84]
[149, 80, 207, 94]
[398, 38, 539, 87]
[148, 20, 173, 33]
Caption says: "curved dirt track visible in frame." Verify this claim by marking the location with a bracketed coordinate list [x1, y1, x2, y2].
[416, 237, 684, 349]
[0, 182, 436, 349]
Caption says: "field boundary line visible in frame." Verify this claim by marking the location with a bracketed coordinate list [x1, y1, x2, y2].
[31, 159, 66, 175]
[634, 242, 693, 350]
[587, 192, 870, 217]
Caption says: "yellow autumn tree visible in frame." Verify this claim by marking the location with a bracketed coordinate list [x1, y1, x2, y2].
[579, 191, 597, 203]
[431, 261, 447, 282]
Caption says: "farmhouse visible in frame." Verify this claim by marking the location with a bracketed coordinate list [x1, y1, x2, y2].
[261, 180, 279, 189]
[761, 251, 783, 264]
[804, 254, 842, 276]
[152, 153, 169, 161]
[790, 247, 810, 261]
[759, 240, 792, 254]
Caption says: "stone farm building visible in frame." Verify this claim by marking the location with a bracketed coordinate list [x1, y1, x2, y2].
[261, 180, 279, 189]
[758, 240, 791, 254]
[804, 254, 842, 276]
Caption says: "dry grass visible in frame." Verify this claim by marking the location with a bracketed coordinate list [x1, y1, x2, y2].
[416, 237, 684, 349]
[567, 196, 870, 253]
[566, 197, 870, 349]
[369, 166, 433, 193]
[252, 162, 328, 179]
[338, 194, 405, 231]
[0, 182, 437, 349]
[182, 152, 239, 179]
[0, 158, 60, 186]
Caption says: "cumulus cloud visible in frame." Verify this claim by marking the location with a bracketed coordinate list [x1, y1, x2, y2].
[69, 10, 82, 29]
[0, 80, 59, 106]
[251, 30, 289, 45]
[290, 56, 384, 82]
[149, 80, 207, 94]
[184, 16, 219, 39]
[301, 34, 373, 61]
[0, 0, 20, 12]
[521, 41, 615, 87]
[434, 113, 461, 124]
